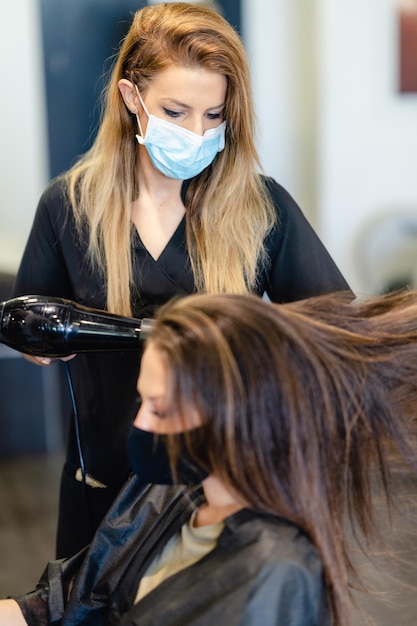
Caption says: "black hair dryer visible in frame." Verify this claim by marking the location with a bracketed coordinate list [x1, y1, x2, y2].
[0, 295, 153, 358]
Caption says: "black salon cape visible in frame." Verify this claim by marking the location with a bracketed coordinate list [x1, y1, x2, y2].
[15, 477, 330, 625]
[12, 175, 349, 548]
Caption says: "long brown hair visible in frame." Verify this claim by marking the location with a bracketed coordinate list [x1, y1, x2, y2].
[64, 3, 275, 315]
[148, 290, 417, 626]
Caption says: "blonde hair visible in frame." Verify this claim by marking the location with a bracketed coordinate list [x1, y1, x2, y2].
[64, 2, 276, 315]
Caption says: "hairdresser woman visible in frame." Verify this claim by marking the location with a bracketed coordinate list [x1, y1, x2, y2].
[11, 2, 349, 558]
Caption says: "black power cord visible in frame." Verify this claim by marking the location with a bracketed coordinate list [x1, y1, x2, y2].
[63, 360, 93, 538]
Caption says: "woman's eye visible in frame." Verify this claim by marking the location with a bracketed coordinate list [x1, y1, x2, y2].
[207, 112, 222, 120]
[163, 107, 182, 118]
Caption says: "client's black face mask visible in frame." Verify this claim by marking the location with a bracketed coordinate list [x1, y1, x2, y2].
[127, 425, 209, 485]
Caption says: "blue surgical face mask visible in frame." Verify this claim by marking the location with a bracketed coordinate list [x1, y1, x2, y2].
[134, 85, 226, 180]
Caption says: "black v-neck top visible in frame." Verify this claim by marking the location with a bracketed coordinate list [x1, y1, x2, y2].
[12, 176, 349, 487]
[130, 215, 192, 314]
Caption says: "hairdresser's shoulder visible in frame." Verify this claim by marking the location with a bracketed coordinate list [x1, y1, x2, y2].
[259, 173, 310, 251]
[31, 175, 74, 235]
[260, 174, 302, 218]
[37, 175, 69, 209]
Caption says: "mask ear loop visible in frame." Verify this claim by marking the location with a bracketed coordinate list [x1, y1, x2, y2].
[134, 84, 148, 145]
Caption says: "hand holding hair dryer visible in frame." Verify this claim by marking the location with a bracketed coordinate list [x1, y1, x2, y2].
[0, 295, 153, 358]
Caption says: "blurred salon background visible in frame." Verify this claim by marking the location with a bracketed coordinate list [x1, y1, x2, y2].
[1, 1, 417, 622]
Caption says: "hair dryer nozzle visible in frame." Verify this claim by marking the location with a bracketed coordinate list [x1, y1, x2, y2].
[0, 295, 153, 357]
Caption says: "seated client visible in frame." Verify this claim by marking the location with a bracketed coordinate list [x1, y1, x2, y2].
[2, 289, 417, 626]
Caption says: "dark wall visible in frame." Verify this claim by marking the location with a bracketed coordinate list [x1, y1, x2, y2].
[40, 0, 241, 179]
[40, 0, 147, 178]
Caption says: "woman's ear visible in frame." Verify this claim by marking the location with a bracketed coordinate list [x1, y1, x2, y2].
[118, 79, 139, 114]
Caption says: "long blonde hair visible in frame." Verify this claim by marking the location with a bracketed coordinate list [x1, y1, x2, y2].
[64, 3, 276, 315]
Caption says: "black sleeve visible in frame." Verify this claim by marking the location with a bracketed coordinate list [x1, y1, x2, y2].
[12, 178, 75, 300]
[263, 178, 351, 303]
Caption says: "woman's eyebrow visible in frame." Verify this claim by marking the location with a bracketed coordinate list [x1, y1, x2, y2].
[161, 97, 225, 111]
[137, 384, 166, 404]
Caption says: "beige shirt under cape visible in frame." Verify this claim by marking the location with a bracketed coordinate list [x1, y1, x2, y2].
[135, 510, 223, 603]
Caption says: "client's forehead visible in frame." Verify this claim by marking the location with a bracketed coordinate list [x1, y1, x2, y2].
[137, 343, 167, 400]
